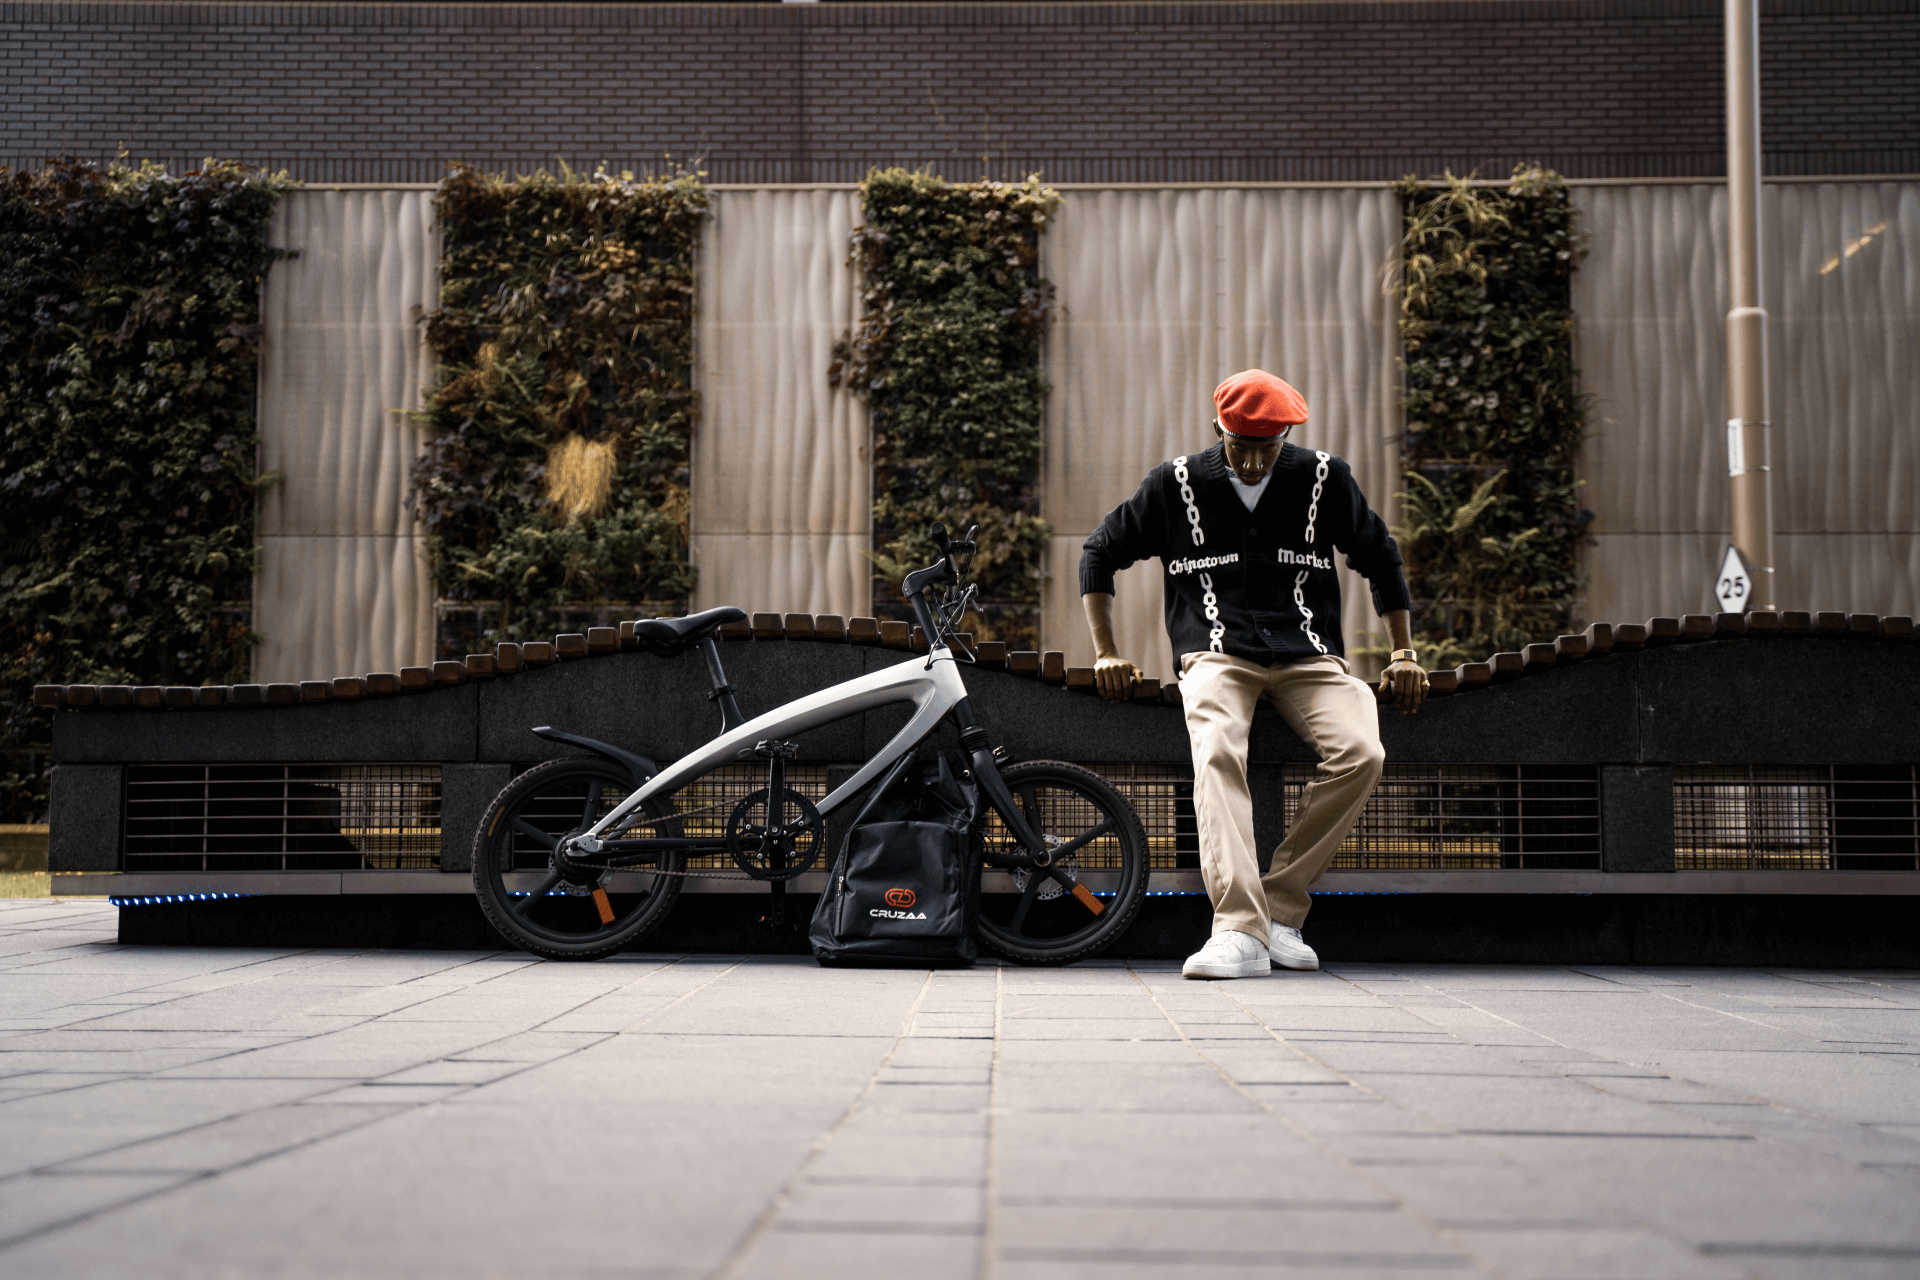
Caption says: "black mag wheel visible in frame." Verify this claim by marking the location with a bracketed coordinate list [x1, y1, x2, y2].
[472, 758, 685, 961]
[977, 760, 1150, 965]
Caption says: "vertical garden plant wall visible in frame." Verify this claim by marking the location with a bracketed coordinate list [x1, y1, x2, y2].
[0, 157, 290, 822]
[1392, 168, 1592, 666]
[412, 164, 706, 654]
[831, 169, 1058, 646]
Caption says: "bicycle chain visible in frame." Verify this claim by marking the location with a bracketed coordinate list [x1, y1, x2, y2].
[564, 795, 1029, 884]
[567, 794, 806, 883]
[570, 863, 764, 883]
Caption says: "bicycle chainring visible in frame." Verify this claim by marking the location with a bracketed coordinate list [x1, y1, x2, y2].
[725, 788, 825, 882]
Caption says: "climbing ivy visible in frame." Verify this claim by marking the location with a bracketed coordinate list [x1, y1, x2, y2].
[0, 157, 291, 822]
[1390, 167, 1592, 666]
[413, 163, 706, 653]
[830, 168, 1057, 646]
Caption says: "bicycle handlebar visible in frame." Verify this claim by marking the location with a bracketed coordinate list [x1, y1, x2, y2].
[902, 521, 976, 598]
[902, 521, 979, 653]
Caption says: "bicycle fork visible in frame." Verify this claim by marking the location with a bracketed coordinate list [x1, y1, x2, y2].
[902, 587, 1071, 894]
[949, 697, 1107, 917]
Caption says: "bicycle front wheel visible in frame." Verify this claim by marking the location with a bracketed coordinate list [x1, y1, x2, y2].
[472, 759, 685, 961]
[977, 760, 1149, 965]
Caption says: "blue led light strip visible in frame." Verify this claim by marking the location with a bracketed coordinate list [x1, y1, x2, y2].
[108, 892, 261, 907]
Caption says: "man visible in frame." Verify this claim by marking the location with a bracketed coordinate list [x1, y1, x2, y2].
[1080, 370, 1428, 979]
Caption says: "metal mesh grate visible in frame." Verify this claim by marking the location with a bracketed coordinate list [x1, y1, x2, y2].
[124, 765, 441, 871]
[1085, 763, 1598, 871]
[1291, 763, 1601, 870]
[1070, 764, 1195, 870]
[1674, 766, 1920, 870]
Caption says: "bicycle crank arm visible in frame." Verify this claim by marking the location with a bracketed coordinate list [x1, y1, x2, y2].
[1048, 866, 1107, 916]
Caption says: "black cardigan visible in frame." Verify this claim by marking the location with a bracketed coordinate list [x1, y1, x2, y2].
[1080, 442, 1411, 667]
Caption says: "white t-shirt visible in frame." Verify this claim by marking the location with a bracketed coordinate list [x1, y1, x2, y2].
[1227, 472, 1272, 511]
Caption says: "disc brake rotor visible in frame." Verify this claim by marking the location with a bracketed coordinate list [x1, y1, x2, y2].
[1009, 835, 1078, 899]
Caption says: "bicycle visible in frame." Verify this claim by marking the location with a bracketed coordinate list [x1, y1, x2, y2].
[472, 523, 1152, 964]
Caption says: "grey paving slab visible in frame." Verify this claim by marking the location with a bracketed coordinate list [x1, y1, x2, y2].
[3, 903, 1920, 1278]
[995, 1060, 1252, 1113]
[779, 1180, 983, 1227]
[988, 1037, 1196, 1064]
[1358, 1159, 1622, 1225]
[994, 1112, 1352, 1200]
[731, 1228, 982, 1280]
[0, 1171, 195, 1243]
[995, 1203, 1462, 1263]
[808, 1110, 988, 1182]
[52, 1101, 409, 1174]
[1332, 1073, 1746, 1136]
[1, 1076, 341, 1177]
[0, 1070, 141, 1095]
[1614, 1048, 1920, 1122]
[1446, 1224, 1744, 1280]
[142, 1019, 543, 1079]
[0, 1040, 304, 1079]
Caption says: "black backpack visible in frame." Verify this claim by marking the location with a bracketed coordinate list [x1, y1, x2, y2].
[810, 753, 980, 967]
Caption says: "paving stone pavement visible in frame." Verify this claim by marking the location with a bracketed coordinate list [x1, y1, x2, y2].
[3, 898, 1919, 1280]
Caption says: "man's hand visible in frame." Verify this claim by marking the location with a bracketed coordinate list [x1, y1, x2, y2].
[1082, 592, 1141, 701]
[1378, 610, 1427, 715]
[1379, 658, 1428, 715]
[1094, 654, 1142, 702]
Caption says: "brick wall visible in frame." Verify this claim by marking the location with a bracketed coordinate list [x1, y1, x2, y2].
[1, 0, 1915, 183]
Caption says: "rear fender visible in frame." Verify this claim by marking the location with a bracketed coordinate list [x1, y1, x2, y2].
[529, 726, 660, 790]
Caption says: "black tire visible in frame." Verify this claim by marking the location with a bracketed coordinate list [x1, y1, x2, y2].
[472, 759, 685, 961]
[976, 760, 1150, 965]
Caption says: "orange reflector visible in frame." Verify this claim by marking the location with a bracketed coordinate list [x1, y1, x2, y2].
[591, 888, 615, 925]
[1070, 883, 1105, 916]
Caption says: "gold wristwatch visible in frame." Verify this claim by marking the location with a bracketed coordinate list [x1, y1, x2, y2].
[1389, 648, 1419, 664]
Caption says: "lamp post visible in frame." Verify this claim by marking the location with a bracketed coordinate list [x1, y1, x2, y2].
[1724, 0, 1776, 609]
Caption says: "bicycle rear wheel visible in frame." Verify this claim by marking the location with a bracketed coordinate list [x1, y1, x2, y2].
[977, 760, 1149, 965]
[472, 759, 685, 961]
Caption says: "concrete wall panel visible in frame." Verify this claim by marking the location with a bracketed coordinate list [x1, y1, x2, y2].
[1574, 181, 1918, 622]
[692, 188, 870, 619]
[255, 188, 438, 682]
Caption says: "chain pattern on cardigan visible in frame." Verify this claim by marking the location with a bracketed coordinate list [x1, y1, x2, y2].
[1293, 451, 1332, 656]
[1173, 455, 1225, 653]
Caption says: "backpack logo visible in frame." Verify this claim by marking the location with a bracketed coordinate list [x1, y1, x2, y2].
[871, 887, 928, 920]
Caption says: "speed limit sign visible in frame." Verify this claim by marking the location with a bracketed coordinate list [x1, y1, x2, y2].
[1715, 544, 1754, 613]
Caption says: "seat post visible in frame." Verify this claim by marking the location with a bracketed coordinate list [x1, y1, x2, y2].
[699, 636, 747, 732]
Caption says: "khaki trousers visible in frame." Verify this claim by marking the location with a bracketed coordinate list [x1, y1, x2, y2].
[1179, 651, 1385, 940]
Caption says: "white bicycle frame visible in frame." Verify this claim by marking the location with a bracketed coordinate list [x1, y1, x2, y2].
[577, 643, 970, 848]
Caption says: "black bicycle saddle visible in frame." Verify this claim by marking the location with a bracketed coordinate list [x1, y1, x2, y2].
[630, 606, 747, 652]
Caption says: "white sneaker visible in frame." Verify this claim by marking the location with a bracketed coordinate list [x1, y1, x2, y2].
[1182, 930, 1271, 980]
[1268, 921, 1319, 970]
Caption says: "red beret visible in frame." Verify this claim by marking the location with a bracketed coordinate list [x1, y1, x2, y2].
[1213, 370, 1309, 439]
